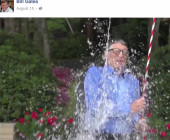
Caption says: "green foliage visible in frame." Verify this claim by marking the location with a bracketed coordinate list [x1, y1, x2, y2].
[66, 18, 82, 32]
[0, 45, 59, 122]
[149, 45, 170, 122]
[47, 18, 82, 36]
[137, 45, 170, 139]
[15, 109, 74, 140]
[141, 45, 170, 139]
[159, 21, 169, 46]
[0, 30, 41, 55]
[47, 19, 67, 33]
[0, 31, 76, 139]
[147, 112, 170, 139]
[59, 81, 76, 118]
[50, 33, 88, 61]
[56, 82, 76, 139]
[47, 18, 89, 61]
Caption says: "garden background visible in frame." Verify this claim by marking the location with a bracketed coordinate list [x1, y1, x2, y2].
[0, 18, 169, 139]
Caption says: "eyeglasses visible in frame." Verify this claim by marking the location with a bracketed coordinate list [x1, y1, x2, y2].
[108, 48, 129, 56]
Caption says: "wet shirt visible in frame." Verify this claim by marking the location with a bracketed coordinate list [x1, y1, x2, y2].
[84, 66, 140, 134]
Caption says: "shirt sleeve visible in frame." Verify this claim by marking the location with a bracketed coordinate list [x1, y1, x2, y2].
[131, 78, 140, 125]
[84, 66, 101, 125]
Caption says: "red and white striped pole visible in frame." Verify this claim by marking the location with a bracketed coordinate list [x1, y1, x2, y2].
[140, 18, 156, 140]
[142, 18, 156, 96]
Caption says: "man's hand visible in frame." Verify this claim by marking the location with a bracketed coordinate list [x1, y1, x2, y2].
[136, 118, 150, 135]
[131, 97, 146, 114]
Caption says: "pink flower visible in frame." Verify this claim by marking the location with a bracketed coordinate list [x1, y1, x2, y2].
[68, 117, 73, 124]
[32, 111, 38, 119]
[143, 136, 146, 140]
[38, 108, 43, 112]
[160, 131, 167, 137]
[47, 117, 53, 126]
[62, 118, 66, 122]
[39, 119, 44, 124]
[58, 86, 67, 93]
[25, 111, 29, 115]
[167, 123, 170, 129]
[18, 118, 24, 124]
[47, 112, 51, 115]
[37, 133, 43, 138]
[47, 116, 57, 126]
[147, 113, 151, 118]
[52, 67, 73, 85]
[56, 92, 70, 105]
[149, 129, 156, 134]
[44, 113, 47, 117]
[52, 116, 57, 121]
[53, 66, 72, 105]
[20, 133, 25, 138]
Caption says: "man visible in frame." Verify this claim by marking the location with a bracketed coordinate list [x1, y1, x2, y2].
[1, 0, 13, 12]
[84, 39, 147, 140]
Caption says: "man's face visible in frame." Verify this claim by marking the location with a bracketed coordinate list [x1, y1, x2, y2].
[106, 43, 128, 70]
[1, 2, 9, 11]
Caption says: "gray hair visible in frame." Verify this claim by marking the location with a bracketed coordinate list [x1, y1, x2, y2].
[108, 38, 128, 49]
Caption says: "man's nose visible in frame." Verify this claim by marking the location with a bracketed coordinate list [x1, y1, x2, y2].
[118, 51, 123, 57]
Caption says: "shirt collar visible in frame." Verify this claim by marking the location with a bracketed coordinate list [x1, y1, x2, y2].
[105, 65, 131, 78]
[2, 7, 10, 12]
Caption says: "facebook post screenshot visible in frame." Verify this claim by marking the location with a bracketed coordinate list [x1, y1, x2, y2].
[0, 0, 170, 140]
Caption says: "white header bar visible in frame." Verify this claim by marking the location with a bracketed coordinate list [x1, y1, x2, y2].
[0, 0, 170, 17]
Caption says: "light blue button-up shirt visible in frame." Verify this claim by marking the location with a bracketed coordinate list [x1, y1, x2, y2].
[1, 7, 13, 12]
[84, 65, 140, 134]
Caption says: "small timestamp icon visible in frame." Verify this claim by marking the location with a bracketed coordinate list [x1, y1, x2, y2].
[39, 7, 42, 10]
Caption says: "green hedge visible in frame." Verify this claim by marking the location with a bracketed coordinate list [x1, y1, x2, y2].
[149, 45, 170, 122]
[0, 31, 60, 122]
[143, 45, 170, 139]
[0, 45, 60, 122]
[50, 33, 89, 61]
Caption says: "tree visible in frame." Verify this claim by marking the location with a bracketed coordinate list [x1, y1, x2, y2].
[1, 18, 29, 40]
[33, 18, 43, 47]
[21, 18, 29, 40]
[161, 18, 170, 46]
[33, 19, 50, 60]
[0, 18, 4, 30]
[41, 18, 50, 60]
[4, 18, 16, 34]
[87, 18, 94, 42]
[169, 23, 170, 46]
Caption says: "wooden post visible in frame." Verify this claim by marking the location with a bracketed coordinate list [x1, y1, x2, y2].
[0, 123, 16, 140]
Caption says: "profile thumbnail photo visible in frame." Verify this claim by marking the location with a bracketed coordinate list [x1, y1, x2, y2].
[0, 0, 14, 12]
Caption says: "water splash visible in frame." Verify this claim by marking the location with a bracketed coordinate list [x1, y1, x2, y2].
[70, 18, 121, 140]
[63, 19, 169, 140]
